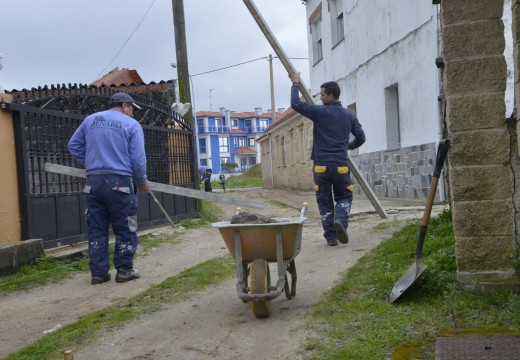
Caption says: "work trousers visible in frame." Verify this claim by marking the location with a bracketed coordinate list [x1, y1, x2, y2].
[84, 174, 138, 277]
[313, 162, 353, 242]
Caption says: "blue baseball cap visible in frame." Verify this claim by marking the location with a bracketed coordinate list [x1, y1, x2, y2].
[110, 92, 142, 110]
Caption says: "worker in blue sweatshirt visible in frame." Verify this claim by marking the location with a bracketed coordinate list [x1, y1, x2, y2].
[68, 92, 150, 284]
[289, 73, 366, 247]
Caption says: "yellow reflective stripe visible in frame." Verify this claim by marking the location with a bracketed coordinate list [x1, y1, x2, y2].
[314, 184, 319, 191]
[314, 165, 326, 173]
[338, 166, 349, 174]
[347, 185, 353, 192]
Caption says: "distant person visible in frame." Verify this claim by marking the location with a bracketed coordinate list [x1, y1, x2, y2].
[219, 173, 226, 192]
[289, 73, 365, 246]
[198, 165, 212, 192]
[68, 92, 150, 284]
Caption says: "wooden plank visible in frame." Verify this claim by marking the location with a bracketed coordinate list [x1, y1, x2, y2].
[44, 163, 264, 210]
[242, 0, 388, 218]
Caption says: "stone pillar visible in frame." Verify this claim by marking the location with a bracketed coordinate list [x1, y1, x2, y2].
[441, 0, 520, 290]
[0, 94, 22, 246]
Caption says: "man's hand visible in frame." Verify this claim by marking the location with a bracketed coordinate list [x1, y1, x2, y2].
[288, 72, 301, 84]
[138, 180, 151, 193]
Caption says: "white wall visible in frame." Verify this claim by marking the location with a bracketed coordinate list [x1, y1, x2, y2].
[305, 0, 442, 154]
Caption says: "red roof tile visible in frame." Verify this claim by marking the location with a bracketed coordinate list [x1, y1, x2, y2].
[92, 67, 144, 86]
[234, 147, 257, 154]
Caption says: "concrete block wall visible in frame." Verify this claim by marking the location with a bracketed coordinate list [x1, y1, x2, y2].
[441, 0, 520, 290]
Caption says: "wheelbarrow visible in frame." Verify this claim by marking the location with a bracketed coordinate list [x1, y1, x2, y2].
[212, 205, 307, 318]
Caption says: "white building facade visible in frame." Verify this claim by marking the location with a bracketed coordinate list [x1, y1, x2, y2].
[303, 0, 444, 199]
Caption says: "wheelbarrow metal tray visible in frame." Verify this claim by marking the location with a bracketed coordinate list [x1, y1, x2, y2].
[212, 217, 306, 262]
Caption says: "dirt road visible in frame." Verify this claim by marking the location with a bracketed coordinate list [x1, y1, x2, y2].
[0, 188, 440, 359]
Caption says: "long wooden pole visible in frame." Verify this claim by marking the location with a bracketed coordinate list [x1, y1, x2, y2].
[242, 0, 387, 218]
[44, 163, 264, 210]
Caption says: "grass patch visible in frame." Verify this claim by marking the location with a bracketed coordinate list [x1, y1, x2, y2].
[0, 206, 220, 295]
[303, 209, 520, 359]
[212, 164, 262, 188]
[5, 255, 236, 360]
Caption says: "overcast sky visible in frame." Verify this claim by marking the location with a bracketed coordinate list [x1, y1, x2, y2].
[0, 0, 310, 113]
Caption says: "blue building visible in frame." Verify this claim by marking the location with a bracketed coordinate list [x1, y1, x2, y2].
[195, 107, 276, 174]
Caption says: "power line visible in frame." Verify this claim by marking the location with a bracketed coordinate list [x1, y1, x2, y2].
[93, 0, 157, 82]
[190, 56, 308, 77]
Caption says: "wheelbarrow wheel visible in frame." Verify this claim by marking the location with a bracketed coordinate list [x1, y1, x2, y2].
[250, 258, 270, 318]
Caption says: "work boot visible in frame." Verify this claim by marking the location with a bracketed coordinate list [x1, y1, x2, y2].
[116, 268, 140, 283]
[91, 272, 111, 285]
[327, 240, 338, 246]
[333, 220, 349, 244]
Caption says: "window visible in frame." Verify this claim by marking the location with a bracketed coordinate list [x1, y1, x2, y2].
[219, 137, 229, 153]
[231, 119, 238, 128]
[281, 136, 286, 166]
[200, 159, 207, 166]
[249, 157, 256, 165]
[309, 4, 323, 64]
[220, 157, 230, 164]
[385, 85, 401, 150]
[248, 138, 255, 146]
[259, 119, 268, 131]
[215, 118, 222, 131]
[330, 0, 344, 46]
[199, 138, 206, 154]
[245, 119, 252, 131]
[239, 138, 246, 147]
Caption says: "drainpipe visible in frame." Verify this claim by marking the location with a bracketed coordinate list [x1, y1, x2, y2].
[268, 132, 274, 188]
[434, 4, 446, 203]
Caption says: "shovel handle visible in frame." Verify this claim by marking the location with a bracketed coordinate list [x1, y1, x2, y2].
[416, 139, 450, 258]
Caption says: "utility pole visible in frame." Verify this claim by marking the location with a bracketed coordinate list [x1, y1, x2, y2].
[172, 0, 199, 189]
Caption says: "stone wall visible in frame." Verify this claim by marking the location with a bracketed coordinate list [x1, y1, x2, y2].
[353, 142, 445, 201]
[441, 0, 520, 290]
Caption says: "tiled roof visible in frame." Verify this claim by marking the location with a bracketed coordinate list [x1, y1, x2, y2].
[234, 147, 257, 154]
[92, 67, 144, 86]
[231, 128, 246, 133]
[265, 106, 298, 132]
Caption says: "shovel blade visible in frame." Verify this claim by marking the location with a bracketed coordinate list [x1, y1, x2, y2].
[389, 260, 427, 303]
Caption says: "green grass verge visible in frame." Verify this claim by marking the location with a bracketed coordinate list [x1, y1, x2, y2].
[302, 209, 520, 359]
[0, 203, 221, 295]
[5, 255, 236, 360]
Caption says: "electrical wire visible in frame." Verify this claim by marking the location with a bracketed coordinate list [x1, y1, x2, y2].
[93, 0, 157, 82]
[190, 56, 308, 77]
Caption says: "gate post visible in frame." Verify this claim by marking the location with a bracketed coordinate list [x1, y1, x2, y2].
[0, 94, 21, 245]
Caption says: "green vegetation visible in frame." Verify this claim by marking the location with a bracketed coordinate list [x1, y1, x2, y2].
[302, 209, 520, 359]
[5, 255, 236, 360]
[212, 164, 262, 188]
[0, 206, 219, 295]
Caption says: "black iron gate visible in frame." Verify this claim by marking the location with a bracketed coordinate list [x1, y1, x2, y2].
[5, 93, 197, 249]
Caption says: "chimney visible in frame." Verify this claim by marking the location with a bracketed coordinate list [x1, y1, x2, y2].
[255, 107, 262, 115]
[220, 107, 225, 115]
[278, 108, 285, 113]
[225, 110, 231, 125]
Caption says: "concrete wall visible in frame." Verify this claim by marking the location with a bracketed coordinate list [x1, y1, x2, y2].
[0, 94, 21, 246]
[441, 0, 520, 290]
[259, 113, 314, 190]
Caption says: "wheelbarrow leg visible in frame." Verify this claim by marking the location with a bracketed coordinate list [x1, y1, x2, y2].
[234, 230, 248, 298]
[284, 260, 297, 299]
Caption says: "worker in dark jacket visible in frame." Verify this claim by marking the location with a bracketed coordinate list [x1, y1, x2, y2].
[289, 72, 366, 246]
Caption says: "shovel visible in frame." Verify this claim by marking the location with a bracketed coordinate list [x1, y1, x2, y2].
[389, 139, 450, 303]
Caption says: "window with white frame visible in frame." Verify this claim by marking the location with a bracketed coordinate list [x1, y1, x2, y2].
[311, 20, 322, 63]
[219, 137, 229, 153]
[330, 0, 344, 47]
[239, 138, 246, 147]
[310, 5, 323, 64]
[259, 119, 268, 130]
[248, 138, 255, 146]
[231, 118, 238, 128]
[215, 118, 222, 131]
[385, 85, 401, 150]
